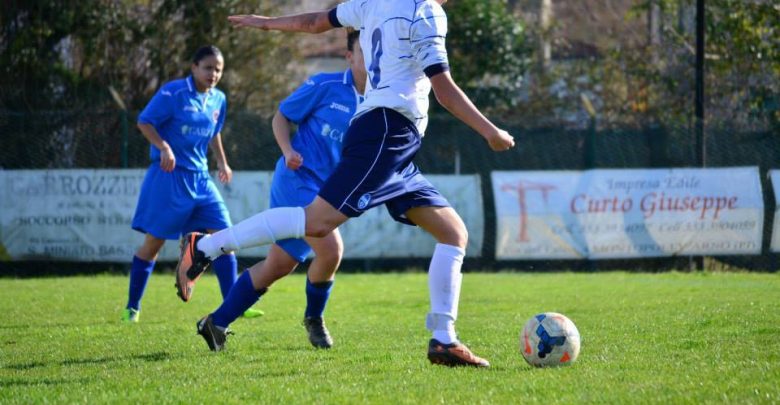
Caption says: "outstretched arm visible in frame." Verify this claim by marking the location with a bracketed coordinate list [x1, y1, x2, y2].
[429, 71, 516, 152]
[228, 11, 334, 34]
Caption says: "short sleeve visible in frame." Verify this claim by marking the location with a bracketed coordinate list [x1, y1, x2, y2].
[138, 86, 175, 127]
[278, 77, 327, 124]
[411, 1, 450, 76]
[335, 0, 363, 29]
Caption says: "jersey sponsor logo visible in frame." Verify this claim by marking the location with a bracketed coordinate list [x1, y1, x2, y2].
[329, 102, 351, 113]
[320, 123, 345, 143]
[357, 193, 372, 209]
[212, 110, 220, 123]
[181, 125, 212, 137]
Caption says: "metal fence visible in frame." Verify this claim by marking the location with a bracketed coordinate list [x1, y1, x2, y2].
[1, 110, 777, 271]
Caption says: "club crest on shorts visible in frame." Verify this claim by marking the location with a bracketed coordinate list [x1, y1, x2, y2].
[357, 193, 372, 209]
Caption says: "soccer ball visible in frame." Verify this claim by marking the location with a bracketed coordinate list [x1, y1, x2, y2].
[520, 312, 580, 367]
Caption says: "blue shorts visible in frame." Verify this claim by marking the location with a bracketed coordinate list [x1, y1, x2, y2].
[131, 165, 232, 240]
[269, 158, 322, 262]
[318, 108, 450, 226]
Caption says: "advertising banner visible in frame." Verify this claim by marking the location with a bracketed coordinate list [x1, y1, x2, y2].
[770, 170, 780, 253]
[0, 170, 482, 261]
[492, 167, 764, 259]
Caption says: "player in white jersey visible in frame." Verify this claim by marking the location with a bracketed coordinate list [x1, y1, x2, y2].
[178, 0, 515, 367]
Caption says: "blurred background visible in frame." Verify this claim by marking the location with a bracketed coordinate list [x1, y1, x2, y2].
[1, 0, 778, 271]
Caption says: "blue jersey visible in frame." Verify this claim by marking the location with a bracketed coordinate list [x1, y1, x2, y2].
[138, 76, 227, 172]
[278, 70, 364, 183]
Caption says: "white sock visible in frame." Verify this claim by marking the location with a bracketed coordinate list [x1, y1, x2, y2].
[197, 207, 305, 258]
[426, 243, 465, 344]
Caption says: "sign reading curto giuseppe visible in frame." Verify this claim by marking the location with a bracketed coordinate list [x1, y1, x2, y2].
[492, 167, 764, 259]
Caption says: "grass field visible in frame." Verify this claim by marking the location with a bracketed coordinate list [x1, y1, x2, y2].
[1, 271, 779, 404]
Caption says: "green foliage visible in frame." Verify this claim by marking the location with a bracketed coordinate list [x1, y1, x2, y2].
[443, 0, 530, 110]
[611, 0, 779, 130]
[0, 0, 297, 114]
[1, 272, 779, 403]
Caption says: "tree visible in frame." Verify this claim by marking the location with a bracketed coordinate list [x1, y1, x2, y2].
[443, 0, 531, 111]
[606, 0, 780, 130]
[0, 0, 298, 113]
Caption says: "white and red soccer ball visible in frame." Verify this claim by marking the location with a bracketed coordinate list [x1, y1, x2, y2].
[520, 312, 581, 367]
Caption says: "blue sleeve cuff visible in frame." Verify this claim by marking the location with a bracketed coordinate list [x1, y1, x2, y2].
[328, 8, 342, 28]
[423, 63, 450, 78]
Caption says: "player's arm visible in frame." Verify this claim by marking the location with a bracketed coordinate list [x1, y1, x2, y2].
[228, 11, 335, 34]
[209, 134, 232, 183]
[429, 72, 515, 152]
[137, 122, 176, 172]
[272, 111, 303, 170]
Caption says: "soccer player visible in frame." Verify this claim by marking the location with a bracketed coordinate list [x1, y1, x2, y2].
[179, 1, 515, 367]
[194, 30, 366, 349]
[122, 45, 262, 322]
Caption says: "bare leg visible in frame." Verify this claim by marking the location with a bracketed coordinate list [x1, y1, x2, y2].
[405, 206, 468, 248]
[135, 233, 166, 261]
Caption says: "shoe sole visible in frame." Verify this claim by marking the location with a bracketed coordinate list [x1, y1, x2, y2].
[428, 353, 489, 367]
[175, 234, 201, 302]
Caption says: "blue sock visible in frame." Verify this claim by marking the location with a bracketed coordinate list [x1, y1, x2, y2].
[305, 278, 333, 318]
[211, 271, 266, 328]
[126, 255, 155, 311]
[212, 254, 238, 298]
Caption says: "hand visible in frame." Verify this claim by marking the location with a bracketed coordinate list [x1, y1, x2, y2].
[217, 163, 233, 184]
[228, 15, 270, 30]
[159, 144, 176, 172]
[284, 150, 303, 170]
[486, 129, 516, 152]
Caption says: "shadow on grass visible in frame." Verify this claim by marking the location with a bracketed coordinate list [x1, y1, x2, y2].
[4, 351, 171, 370]
[0, 377, 92, 388]
[0, 318, 175, 330]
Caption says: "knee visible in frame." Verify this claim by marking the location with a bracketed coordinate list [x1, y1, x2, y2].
[306, 221, 336, 238]
[453, 227, 469, 249]
[441, 225, 468, 249]
[315, 240, 343, 267]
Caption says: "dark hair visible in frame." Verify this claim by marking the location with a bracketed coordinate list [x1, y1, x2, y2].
[346, 29, 360, 52]
[192, 45, 223, 64]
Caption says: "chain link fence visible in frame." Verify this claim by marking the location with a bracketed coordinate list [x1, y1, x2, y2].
[1, 110, 777, 271]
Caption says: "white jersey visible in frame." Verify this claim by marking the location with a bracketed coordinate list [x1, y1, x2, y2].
[334, 0, 449, 135]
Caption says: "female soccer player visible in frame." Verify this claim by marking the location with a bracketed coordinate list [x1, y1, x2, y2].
[196, 31, 366, 349]
[122, 45, 262, 322]
[179, 1, 515, 367]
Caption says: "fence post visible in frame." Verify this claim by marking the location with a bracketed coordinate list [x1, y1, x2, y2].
[120, 110, 128, 168]
[581, 93, 597, 169]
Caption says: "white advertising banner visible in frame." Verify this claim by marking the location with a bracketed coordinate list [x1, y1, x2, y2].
[492, 167, 764, 259]
[0, 170, 482, 261]
[770, 170, 780, 253]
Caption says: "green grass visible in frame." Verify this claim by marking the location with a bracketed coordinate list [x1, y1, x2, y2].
[1, 271, 779, 404]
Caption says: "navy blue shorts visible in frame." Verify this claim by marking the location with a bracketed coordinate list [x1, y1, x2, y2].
[131, 165, 232, 240]
[318, 108, 450, 226]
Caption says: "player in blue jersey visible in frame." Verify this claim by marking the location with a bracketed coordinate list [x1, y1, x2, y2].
[122, 45, 262, 322]
[178, 1, 515, 367]
[184, 30, 366, 348]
